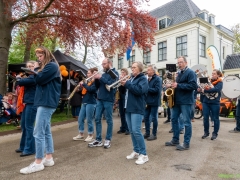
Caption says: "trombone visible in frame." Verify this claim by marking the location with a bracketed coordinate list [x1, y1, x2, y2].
[105, 75, 130, 91]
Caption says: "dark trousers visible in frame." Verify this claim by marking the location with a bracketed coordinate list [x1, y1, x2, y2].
[119, 99, 128, 132]
[71, 106, 81, 117]
[144, 105, 158, 136]
[236, 100, 240, 131]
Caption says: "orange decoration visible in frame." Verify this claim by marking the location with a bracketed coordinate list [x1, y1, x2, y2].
[61, 70, 68, 77]
[60, 65, 66, 71]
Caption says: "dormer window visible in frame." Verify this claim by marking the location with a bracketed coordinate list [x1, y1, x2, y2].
[158, 16, 171, 30]
[198, 10, 209, 22]
[209, 14, 215, 25]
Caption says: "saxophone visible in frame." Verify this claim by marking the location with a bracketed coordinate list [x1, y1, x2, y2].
[164, 72, 176, 108]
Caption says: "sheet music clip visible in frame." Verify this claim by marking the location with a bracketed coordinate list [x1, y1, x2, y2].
[107, 69, 118, 79]
[166, 64, 177, 72]
[199, 77, 208, 84]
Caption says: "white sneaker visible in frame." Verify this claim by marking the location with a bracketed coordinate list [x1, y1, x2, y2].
[104, 140, 111, 149]
[135, 154, 149, 165]
[73, 134, 84, 141]
[20, 162, 44, 174]
[84, 135, 94, 142]
[126, 151, 139, 160]
[42, 158, 54, 167]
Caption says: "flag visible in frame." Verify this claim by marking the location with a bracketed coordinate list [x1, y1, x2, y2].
[206, 45, 222, 71]
[126, 33, 135, 61]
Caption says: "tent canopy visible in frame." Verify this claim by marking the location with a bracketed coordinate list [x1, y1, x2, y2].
[8, 50, 88, 74]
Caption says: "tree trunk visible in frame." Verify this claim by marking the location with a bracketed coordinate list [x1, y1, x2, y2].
[0, 1, 13, 94]
[23, 37, 31, 62]
[82, 44, 88, 64]
[50, 36, 57, 53]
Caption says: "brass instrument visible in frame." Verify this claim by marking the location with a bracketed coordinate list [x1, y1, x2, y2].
[105, 75, 130, 91]
[164, 72, 176, 108]
[67, 84, 80, 100]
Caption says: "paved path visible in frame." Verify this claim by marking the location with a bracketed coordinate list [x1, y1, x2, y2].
[0, 113, 239, 180]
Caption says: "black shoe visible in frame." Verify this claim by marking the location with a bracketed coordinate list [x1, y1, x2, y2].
[169, 129, 173, 133]
[117, 130, 125, 134]
[176, 144, 190, 151]
[143, 134, 150, 139]
[164, 119, 170, 124]
[165, 140, 179, 146]
[229, 128, 240, 133]
[20, 153, 34, 157]
[15, 149, 22, 153]
[125, 131, 130, 135]
[211, 133, 217, 140]
[147, 135, 157, 141]
[202, 133, 209, 139]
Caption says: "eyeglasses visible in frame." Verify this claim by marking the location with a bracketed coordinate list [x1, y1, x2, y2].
[177, 61, 185, 64]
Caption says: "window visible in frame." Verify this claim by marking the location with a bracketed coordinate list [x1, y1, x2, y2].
[158, 69, 166, 77]
[176, 35, 187, 57]
[209, 15, 215, 25]
[158, 17, 171, 30]
[118, 54, 123, 69]
[199, 35, 206, 57]
[158, 41, 167, 61]
[129, 50, 135, 67]
[143, 48, 151, 64]
[199, 12, 208, 21]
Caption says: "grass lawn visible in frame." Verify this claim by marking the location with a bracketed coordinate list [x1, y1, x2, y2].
[0, 108, 73, 132]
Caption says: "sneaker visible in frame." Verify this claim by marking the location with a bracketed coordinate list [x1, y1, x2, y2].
[135, 154, 149, 165]
[180, 130, 184, 134]
[88, 140, 103, 147]
[126, 151, 139, 160]
[229, 128, 240, 133]
[20, 162, 44, 174]
[104, 140, 111, 149]
[163, 119, 171, 124]
[202, 133, 209, 139]
[147, 135, 157, 141]
[5, 120, 12, 125]
[73, 134, 84, 141]
[169, 129, 173, 133]
[42, 158, 54, 167]
[176, 144, 190, 151]
[211, 133, 217, 140]
[143, 134, 150, 139]
[165, 140, 179, 146]
[84, 135, 94, 142]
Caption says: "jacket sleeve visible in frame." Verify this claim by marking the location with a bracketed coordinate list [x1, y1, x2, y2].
[16, 75, 36, 87]
[82, 82, 97, 93]
[204, 82, 223, 93]
[177, 71, 198, 91]
[148, 78, 162, 94]
[125, 77, 148, 96]
[35, 63, 59, 86]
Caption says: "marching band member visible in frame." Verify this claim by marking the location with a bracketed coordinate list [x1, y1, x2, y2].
[20, 46, 61, 174]
[117, 68, 129, 135]
[121, 61, 149, 165]
[15, 61, 37, 157]
[165, 56, 197, 151]
[201, 69, 223, 140]
[73, 68, 98, 142]
[88, 58, 119, 149]
[229, 96, 240, 133]
[143, 65, 162, 141]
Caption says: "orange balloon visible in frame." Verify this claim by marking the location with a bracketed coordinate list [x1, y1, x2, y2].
[60, 65, 66, 71]
[61, 70, 68, 77]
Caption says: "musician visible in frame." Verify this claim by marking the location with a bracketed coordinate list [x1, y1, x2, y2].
[165, 56, 197, 151]
[117, 68, 129, 135]
[121, 61, 149, 165]
[88, 58, 119, 149]
[20, 46, 61, 174]
[201, 69, 223, 140]
[15, 61, 37, 157]
[229, 97, 240, 133]
[144, 65, 162, 141]
[73, 68, 98, 142]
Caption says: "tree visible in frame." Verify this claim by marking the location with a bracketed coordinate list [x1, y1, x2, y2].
[0, 0, 156, 94]
[231, 24, 240, 53]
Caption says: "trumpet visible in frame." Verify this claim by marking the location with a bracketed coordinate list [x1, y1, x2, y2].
[105, 75, 130, 91]
[83, 70, 101, 83]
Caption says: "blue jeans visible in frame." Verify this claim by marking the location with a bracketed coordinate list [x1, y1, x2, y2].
[19, 104, 36, 154]
[125, 112, 147, 155]
[170, 110, 184, 131]
[236, 100, 240, 131]
[119, 99, 128, 132]
[144, 106, 158, 136]
[95, 100, 113, 141]
[33, 106, 56, 159]
[72, 106, 81, 117]
[171, 104, 192, 145]
[202, 103, 220, 135]
[79, 103, 96, 134]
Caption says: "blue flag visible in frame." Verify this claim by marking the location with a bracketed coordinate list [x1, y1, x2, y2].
[126, 34, 135, 61]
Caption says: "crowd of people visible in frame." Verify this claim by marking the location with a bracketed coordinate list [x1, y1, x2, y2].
[1, 48, 240, 175]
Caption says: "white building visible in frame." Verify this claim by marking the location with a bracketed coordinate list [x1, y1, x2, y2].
[111, 0, 234, 76]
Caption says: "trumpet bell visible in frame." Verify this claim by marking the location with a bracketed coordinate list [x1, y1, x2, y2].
[105, 84, 111, 92]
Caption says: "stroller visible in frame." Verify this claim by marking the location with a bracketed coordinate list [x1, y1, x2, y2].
[0, 94, 20, 126]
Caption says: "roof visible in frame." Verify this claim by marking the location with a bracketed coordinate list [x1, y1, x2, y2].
[150, 0, 200, 26]
[223, 54, 240, 70]
[216, 25, 234, 37]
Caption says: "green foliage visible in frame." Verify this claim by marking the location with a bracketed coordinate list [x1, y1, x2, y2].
[231, 24, 240, 53]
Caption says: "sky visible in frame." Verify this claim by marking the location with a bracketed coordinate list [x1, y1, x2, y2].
[141, 0, 239, 29]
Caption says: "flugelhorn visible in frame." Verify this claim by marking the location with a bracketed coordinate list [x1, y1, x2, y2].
[105, 75, 130, 91]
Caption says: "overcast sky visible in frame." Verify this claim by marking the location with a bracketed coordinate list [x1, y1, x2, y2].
[142, 0, 239, 29]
